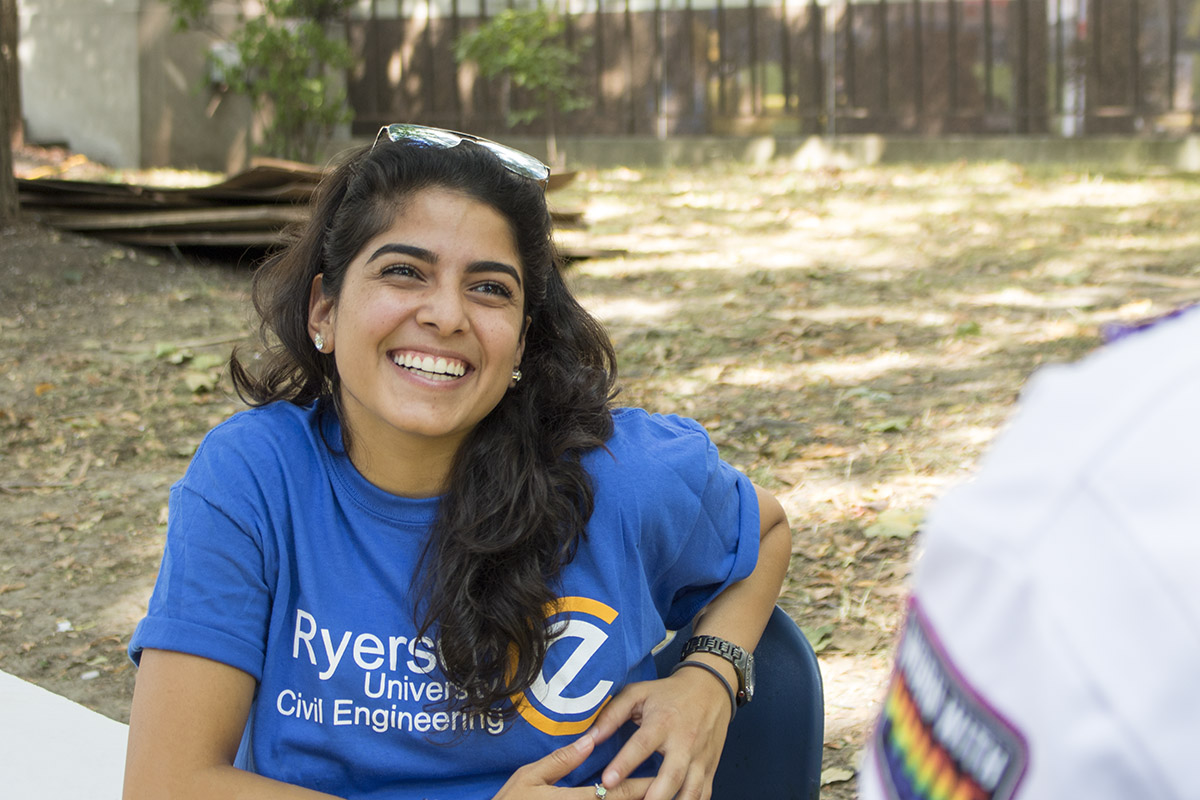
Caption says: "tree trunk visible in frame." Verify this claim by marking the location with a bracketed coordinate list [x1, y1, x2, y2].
[0, 0, 20, 221]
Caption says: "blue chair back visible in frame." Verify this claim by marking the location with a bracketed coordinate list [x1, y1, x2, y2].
[654, 605, 824, 800]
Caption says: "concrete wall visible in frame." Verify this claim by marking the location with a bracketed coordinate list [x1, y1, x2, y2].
[18, 0, 143, 168]
[18, 0, 256, 171]
[136, 1, 256, 172]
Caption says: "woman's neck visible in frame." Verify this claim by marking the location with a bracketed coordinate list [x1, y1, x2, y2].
[345, 435, 459, 499]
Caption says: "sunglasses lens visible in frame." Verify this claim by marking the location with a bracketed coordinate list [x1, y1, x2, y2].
[487, 146, 551, 184]
[376, 124, 549, 187]
[385, 124, 462, 149]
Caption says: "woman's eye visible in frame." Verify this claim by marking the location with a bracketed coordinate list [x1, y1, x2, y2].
[382, 264, 420, 279]
[473, 281, 515, 299]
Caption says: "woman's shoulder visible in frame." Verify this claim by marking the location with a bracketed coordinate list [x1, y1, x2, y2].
[185, 401, 324, 482]
[607, 407, 711, 447]
[201, 400, 319, 445]
[592, 407, 717, 480]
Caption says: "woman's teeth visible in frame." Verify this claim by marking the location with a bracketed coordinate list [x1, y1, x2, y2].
[393, 353, 466, 379]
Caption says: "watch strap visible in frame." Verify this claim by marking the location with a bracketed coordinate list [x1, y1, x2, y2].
[680, 635, 751, 706]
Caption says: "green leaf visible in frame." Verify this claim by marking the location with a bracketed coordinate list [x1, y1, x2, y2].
[821, 767, 855, 786]
[801, 623, 835, 652]
[153, 343, 179, 360]
[455, 6, 588, 128]
[169, 0, 354, 160]
[862, 416, 911, 433]
[182, 371, 217, 394]
[190, 354, 227, 372]
[955, 320, 983, 338]
[864, 509, 923, 539]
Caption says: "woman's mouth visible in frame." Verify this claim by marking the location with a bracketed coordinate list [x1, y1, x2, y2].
[391, 351, 468, 381]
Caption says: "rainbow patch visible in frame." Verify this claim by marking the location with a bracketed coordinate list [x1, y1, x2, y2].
[872, 600, 1027, 800]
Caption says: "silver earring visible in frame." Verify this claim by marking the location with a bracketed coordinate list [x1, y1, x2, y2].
[314, 333, 325, 352]
[511, 368, 522, 383]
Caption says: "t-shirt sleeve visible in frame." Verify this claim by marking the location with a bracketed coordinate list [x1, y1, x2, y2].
[127, 444, 273, 681]
[622, 412, 762, 630]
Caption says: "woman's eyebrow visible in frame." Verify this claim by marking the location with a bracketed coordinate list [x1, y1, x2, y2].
[468, 261, 522, 289]
[367, 243, 436, 264]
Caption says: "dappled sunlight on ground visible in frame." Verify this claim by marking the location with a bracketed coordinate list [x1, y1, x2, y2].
[550, 160, 1200, 797]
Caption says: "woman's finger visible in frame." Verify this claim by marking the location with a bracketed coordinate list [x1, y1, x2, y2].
[513, 735, 596, 787]
[592, 776, 654, 800]
[599, 715, 673, 788]
[646, 758, 708, 800]
[588, 683, 646, 746]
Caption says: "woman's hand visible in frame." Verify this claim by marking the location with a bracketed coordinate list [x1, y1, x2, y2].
[588, 485, 792, 800]
[586, 667, 734, 800]
[493, 734, 652, 800]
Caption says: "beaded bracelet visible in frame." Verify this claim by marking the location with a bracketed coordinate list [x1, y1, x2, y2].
[670, 659, 737, 722]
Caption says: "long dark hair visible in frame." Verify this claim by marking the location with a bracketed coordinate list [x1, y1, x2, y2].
[230, 139, 618, 716]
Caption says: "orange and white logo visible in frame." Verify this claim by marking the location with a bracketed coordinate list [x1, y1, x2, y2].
[513, 597, 619, 736]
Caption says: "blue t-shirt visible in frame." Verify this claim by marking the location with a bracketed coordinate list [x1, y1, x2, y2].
[129, 402, 760, 799]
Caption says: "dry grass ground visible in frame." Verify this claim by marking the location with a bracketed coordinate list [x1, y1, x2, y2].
[4, 159, 1200, 797]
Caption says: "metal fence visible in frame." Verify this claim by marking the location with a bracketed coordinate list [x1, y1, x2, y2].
[346, 0, 1200, 139]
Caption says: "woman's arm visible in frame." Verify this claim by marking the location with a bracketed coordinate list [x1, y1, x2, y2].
[587, 485, 792, 800]
[127, 649, 652, 800]
[123, 649, 342, 800]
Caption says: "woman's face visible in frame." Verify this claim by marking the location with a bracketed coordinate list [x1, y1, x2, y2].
[309, 186, 528, 490]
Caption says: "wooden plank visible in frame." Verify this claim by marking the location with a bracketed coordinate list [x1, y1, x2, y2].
[183, 183, 316, 203]
[32, 205, 310, 232]
[98, 229, 291, 247]
[559, 246, 627, 262]
[247, 156, 327, 181]
[20, 160, 585, 254]
[549, 208, 585, 227]
[16, 177, 171, 202]
[547, 171, 577, 192]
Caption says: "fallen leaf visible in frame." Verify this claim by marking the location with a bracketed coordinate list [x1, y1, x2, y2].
[821, 767, 855, 785]
[34, 383, 55, 396]
[190, 353, 226, 372]
[865, 509, 923, 539]
[802, 623, 835, 652]
[182, 371, 217, 393]
[802, 443, 850, 459]
[862, 416, 911, 433]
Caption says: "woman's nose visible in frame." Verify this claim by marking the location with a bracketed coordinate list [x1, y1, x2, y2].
[415, 283, 469, 334]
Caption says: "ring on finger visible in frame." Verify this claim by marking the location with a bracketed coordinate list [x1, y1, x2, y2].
[594, 783, 608, 799]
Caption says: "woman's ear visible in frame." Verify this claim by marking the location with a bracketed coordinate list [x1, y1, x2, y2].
[516, 315, 531, 367]
[308, 273, 335, 351]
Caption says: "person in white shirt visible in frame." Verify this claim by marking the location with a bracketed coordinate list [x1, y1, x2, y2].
[859, 306, 1200, 800]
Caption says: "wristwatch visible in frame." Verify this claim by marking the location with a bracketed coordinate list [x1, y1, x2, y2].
[680, 635, 755, 706]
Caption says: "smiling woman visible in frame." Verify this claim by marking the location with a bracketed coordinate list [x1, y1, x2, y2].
[307, 187, 529, 496]
[121, 126, 792, 800]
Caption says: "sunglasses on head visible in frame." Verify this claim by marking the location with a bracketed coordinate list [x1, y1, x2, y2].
[372, 123, 551, 189]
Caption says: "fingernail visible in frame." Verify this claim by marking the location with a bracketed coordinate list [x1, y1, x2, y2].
[574, 736, 592, 753]
[603, 769, 620, 786]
